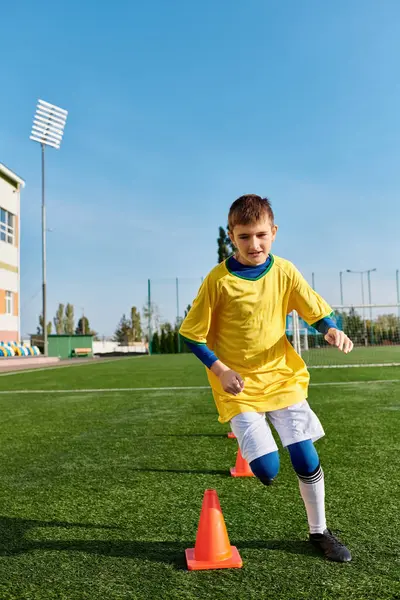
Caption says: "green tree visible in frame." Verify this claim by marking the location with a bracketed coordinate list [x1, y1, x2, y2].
[341, 308, 365, 345]
[75, 316, 89, 335]
[167, 330, 175, 354]
[174, 317, 183, 352]
[75, 316, 97, 337]
[130, 306, 143, 342]
[142, 302, 161, 341]
[173, 330, 179, 353]
[114, 308, 143, 345]
[160, 328, 167, 354]
[375, 314, 400, 335]
[217, 226, 231, 263]
[64, 304, 75, 334]
[53, 303, 65, 335]
[114, 314, 131, 344]
[159, 323, 174, 354]
[151, 331, 160, 354]
[37, 314, 52, 336]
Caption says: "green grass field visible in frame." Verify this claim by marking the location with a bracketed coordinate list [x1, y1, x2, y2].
[0, 355, 399, 600]
[305, 344, 400, 366]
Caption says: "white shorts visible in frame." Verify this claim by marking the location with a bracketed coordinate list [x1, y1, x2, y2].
[230, 401, 325, 464]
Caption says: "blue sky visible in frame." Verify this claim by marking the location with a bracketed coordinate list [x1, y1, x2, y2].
[1, 0, 399, 337]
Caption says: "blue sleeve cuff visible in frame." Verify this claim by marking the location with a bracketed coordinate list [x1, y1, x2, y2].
[312, 316, 338, 335]
[181, 337, 218, 369]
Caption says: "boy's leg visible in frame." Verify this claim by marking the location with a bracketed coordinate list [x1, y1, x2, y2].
[230, 412, 280, 485]
[268, 402, 351, 562]
[250, 452, 280, 485]
[287, 439, 326, 534]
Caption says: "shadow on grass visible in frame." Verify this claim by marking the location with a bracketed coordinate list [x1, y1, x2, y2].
[0, 516, 119, 554]
[0, 516, 319, 566]
[130, 467, 230, 476]
[155, 434, 228, 438]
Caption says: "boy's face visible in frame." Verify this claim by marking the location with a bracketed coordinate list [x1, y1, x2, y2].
[228, 217, 278, 266]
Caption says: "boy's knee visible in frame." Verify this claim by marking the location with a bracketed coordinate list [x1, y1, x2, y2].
[287, 439, 320, 476]
[250, 451, 280, 485]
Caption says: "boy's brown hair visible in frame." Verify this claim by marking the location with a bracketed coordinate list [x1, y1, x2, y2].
[228, 195, 275, 232]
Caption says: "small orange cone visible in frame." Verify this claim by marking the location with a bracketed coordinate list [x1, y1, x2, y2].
[227, 431, 236, 439]
[185, 489, 242, 570]
[230, 448, 255, 477]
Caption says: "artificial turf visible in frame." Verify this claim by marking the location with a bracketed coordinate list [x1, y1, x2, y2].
[305, 344, 400, 366]
[0, 355, 398, 599]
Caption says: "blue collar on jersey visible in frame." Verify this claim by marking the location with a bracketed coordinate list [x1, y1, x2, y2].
[227, 254, 271, 279]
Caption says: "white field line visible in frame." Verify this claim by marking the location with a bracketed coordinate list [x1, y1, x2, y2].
[1, 360, 398, 378]
[310, 379, 400, 386]
[0, 355, 400, 378]
[308, 362, 400, 369]
[0, 386, 211, 394]
[0, 356, 141, 377]
[0, 379, 399, 395]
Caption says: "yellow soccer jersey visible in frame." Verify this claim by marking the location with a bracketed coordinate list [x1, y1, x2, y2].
[179, 255, 333, 423]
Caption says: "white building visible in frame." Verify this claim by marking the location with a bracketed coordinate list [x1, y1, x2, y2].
[0, 163, 25, 342]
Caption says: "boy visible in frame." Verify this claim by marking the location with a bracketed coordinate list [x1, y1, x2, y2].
[179, 194, 353, 562]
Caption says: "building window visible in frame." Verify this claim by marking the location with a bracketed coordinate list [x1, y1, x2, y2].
[0, 208, 15, 244]
[5, 291, 13, 315]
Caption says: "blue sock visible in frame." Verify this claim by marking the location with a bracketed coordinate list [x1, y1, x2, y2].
[250, 451, 280, 485]
[288, 440, 326, 534]
[287, 439, 320, 476]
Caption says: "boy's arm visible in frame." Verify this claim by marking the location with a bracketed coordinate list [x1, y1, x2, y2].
[323, 327, 353, 353]
[288, 266, 333, 326]
[288, 266, 354, 353]
[179, 276, 220, 367]
[180, 337, 218, 368]
[210, 359, 244, 395]
[181, 337, 244, 395]
[179, 277, 213, 345]
[179, 275, 244, 394]
[311, 316, 353, 353]
[311, 316, 337, 335]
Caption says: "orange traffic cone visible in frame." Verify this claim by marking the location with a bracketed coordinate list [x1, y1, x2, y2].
[230, 448, 255, 477]
[185, 489, 242, 570]
[227, 431, 236, 439]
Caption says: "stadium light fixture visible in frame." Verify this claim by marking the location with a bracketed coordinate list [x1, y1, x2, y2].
[30, 99, 68, 356]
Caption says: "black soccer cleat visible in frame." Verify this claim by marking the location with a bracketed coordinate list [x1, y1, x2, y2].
[309, 529, 352, 562]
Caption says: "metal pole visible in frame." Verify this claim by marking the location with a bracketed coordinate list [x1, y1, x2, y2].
[360, 272, 365, 305]
[360, 272, 367, 346]
[396, 270, 400, 340]
[339, 271, 343, 305]
[41, 144, 48, 357]
[176, 277, 181, 353]
[147, 279, 151, 355]
[367, 271, 374, 345]
[367, 271, 372, 322]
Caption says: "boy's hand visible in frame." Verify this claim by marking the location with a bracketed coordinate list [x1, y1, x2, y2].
[219, 369, 245, 395]
[324, 328, 354, 353]
[210, 360, 244, 395]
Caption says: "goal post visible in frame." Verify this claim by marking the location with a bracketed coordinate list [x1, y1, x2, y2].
[288, 304, 400, 368]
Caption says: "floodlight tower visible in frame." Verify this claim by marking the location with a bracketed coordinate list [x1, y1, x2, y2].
[30, 99, 68, 356]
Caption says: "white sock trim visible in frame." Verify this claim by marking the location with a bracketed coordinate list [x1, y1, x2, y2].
[298, 466, 327, 534]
